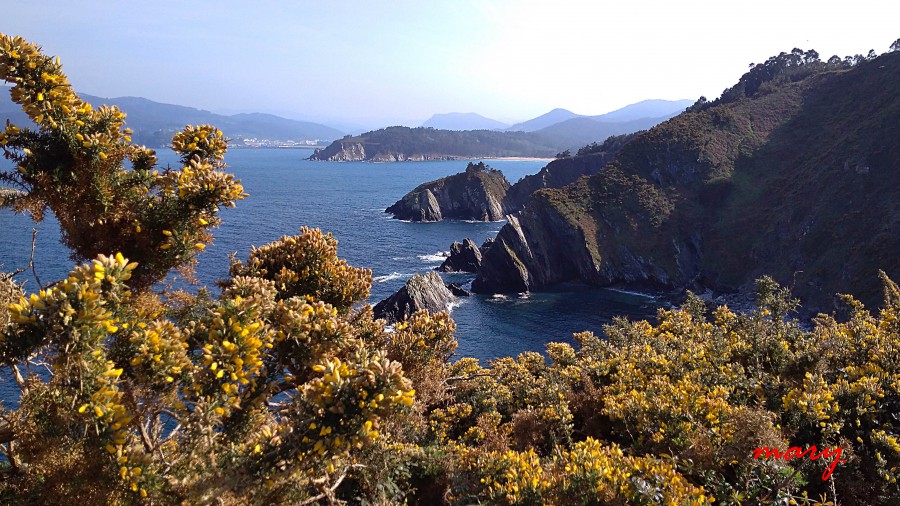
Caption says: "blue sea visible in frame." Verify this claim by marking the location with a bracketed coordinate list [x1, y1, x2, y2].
[0, 148, 659, 373]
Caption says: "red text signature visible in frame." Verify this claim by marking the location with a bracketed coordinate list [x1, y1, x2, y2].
[752, 446, 846, 480]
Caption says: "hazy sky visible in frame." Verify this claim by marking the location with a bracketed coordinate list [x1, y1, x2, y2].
[2, 1, 897, 128]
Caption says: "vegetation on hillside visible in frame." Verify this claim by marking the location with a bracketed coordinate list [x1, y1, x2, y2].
[484, 42, 899, 309]
[2, 34, 900, 506]
[310, 126, 562, 160]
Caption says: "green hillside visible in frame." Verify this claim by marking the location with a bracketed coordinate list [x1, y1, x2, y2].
[475, 49, 900, 312]
[308, 126, 563, 161]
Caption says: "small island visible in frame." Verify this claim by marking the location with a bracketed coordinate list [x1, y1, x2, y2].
[385, 162, 510, 222]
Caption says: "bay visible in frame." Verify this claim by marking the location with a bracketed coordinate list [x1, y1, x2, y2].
[0, 148, 660, 369]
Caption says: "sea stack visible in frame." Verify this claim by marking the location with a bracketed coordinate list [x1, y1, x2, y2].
[373, 272, 457, 323]
[385, 162, 510, 222]
[437, 238, 483, 273]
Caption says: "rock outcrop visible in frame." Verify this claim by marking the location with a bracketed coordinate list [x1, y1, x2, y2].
[373, 272, 456, 323]
[437, 238, 483, 273]
[309, 140, 366, 161]
[474, 51, 900, 313]
[386, 162, 510, 222]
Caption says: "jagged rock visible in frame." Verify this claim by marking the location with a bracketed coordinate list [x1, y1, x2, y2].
[437, 238, 482, 273]
[415, 189, 442, 222]
[480, 237, 495, 254]
[446, 283, 471, 297]
[373, 272, 456, 323]
[385, 162, 510, 222]
[309, 141, 366, 161]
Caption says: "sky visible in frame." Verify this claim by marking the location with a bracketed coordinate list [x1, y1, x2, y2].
[2, 0, 898, 129]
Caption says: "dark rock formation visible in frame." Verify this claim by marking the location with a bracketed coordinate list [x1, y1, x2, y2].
[437, 238, 483, 273]
[474, 51, 900, 312]
[309, 140, 367, 161]
[446, 283, 471, 297]
[373, 272, 456, 323]
[386, 162, 510, 222]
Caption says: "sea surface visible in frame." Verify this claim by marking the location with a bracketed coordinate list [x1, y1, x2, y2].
[0, 149, 660, 400]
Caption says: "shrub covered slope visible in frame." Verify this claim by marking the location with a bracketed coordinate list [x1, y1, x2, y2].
[475, 49, 899, 313]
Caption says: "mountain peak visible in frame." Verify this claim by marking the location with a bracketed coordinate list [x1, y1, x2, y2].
[421, 112, 508, 131]
[506, 108, 583, 132]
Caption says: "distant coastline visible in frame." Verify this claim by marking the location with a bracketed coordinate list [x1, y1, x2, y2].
[229, 144, 327, 150]
[309, 155, 555, 163]
[480, 156, 553, 162]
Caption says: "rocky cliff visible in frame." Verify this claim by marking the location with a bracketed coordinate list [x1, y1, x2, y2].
[474, 50, 900, 312]
[373, 272, 456, 323]
[309, 141, 367, 161]
[437, 238, 483, 273]
[386, 162, 510, 222]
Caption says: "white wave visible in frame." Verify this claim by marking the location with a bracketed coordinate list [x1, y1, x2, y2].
[490, 294, 508, 300]
[606, 287, 657, 299]
[517, 292, 530, 299]
[373, 272, 407, 283]
[447, 299, 466, 313]
[417, 251, 449, 263]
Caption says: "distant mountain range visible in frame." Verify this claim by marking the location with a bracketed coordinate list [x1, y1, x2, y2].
[0, 87, 693, 154]
[506, 108, 582, 132]
[310, 99, 694, 161]
[506, 99, 693, 132]
[418, 99, 693, 134]
[422, 112, 509, 130]
[0, 90, 345, 147]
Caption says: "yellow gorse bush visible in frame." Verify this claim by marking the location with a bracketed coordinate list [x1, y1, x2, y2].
[0, 34, 246, 289]
[1, 240, 419, 504]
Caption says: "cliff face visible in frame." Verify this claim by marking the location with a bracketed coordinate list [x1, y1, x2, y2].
[437, 238, 483, 273]
[386, 162, 510, 222]
[475, 52, 900, 312]
[309, 141, 367, 161]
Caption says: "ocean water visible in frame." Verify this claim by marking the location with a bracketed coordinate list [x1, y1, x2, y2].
[0, 148, 660, 369]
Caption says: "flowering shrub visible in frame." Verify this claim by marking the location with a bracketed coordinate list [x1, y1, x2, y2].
[0, 34, 246, 289]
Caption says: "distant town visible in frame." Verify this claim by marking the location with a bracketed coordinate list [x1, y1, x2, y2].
[235, 138, 327, 148]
